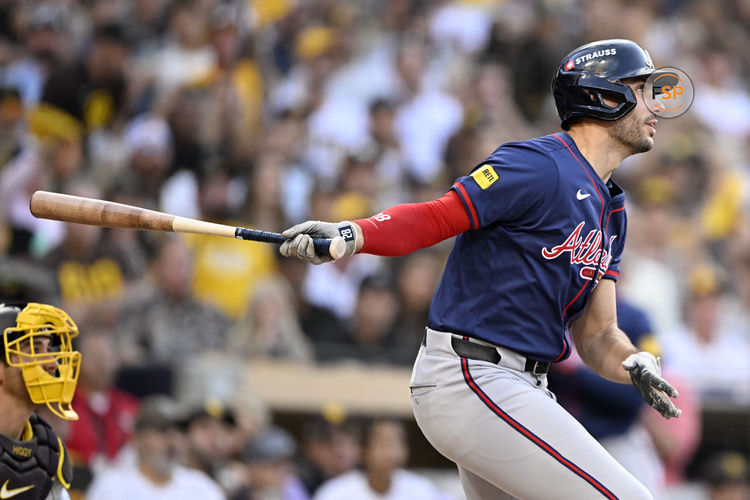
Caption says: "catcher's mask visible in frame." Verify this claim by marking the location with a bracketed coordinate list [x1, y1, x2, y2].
[0, 303, 81, 420]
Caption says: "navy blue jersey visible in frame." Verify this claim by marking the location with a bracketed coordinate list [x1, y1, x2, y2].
[428, 132, 627, 362]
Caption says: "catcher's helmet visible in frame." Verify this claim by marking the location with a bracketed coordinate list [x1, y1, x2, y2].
[553, 39, 655, 130]
[1, 303, 81, 420]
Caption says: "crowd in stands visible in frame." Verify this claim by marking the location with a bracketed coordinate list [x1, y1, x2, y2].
[3, 0, 750, 498]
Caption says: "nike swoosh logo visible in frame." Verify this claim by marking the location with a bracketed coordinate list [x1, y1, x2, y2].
[1, 481, 35, 499]
[576, 189, 591, 200]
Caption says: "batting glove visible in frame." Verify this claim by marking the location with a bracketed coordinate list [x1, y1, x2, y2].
[622, 352, 682, 420]
[280, 220, 358, 264]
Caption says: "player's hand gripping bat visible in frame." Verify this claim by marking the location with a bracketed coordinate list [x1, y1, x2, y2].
[29, 191, 346, 260]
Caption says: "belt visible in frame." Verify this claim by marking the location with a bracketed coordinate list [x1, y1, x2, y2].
[423, 332, 551, 375]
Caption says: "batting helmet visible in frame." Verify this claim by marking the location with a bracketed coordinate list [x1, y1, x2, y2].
[553, 39, 655, 130]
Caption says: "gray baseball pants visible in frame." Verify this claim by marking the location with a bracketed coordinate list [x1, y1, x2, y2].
[409, 328, 653, 500]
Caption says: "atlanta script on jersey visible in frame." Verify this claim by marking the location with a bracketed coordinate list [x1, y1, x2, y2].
[429, 132, 626, 362]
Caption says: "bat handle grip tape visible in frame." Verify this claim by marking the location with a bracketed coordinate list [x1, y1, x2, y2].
[234, 228, 333, 255]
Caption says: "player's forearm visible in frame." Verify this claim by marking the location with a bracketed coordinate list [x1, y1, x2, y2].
[574, 322, 639, 384]
[354, 190, 470, 256]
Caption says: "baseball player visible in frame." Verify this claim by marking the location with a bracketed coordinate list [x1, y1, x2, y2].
[280, 39, 680, 499]
[0, 303, 81, 500]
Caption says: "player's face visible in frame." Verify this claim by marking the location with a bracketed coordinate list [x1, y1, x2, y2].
[609, 78, 657, 154]
[1, 334, 58, 404]
[13, 335, 60, 375]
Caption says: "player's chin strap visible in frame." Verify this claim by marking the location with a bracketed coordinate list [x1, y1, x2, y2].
[622, 352, 682, 419]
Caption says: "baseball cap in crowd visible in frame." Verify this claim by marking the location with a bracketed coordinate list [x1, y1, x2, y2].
[180, 398, 237, 429]
[27, 3, 65, 32]
[242, 426, 296, 463]
[295, 26, 335, 61]
[123, 115, 172, 159]
[28, 103, 83, 143]
[688, 264, 724, 299]
[134, 396, 180, 432]
[701, 451, 750, 487]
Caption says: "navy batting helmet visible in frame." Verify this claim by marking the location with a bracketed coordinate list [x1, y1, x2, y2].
[553, 39, 655, 130]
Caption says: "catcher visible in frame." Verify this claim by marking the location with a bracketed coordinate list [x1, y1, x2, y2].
[0, 303, 81, 500]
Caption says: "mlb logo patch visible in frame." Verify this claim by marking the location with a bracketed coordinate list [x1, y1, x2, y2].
[471, 165, 498, 190]
[565, 60, 575, 71]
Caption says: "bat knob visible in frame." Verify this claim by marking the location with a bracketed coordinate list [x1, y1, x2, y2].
[328, 236, 347, 260]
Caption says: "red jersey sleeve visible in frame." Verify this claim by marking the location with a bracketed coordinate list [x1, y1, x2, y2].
[354, 189, 471, 256]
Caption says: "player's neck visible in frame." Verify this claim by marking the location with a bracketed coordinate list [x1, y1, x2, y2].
[0, 399, 33, 440]
[566, 126, 629, 183]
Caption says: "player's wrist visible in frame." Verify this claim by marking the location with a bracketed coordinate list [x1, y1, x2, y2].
[350, 221, 364, 253]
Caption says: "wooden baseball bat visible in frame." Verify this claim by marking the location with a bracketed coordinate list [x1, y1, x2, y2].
[29, 191, 346, 259]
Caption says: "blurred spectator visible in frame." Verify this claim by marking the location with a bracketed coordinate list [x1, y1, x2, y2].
[392, 40, 463, 184]
[229, 277, 313, 360]
[620, 176, 685, 335]
[182, 167, 278, 320]
[0, 98, 82, 257]
[692, 46, 750, 139]
[661, 265, 750, 402]
[39, 22, 131, 133]
[722, 233, 750, 339]
[315, 274, 413, 365]
[241, 152, 287, 232]
[114, 113, 174, 208]
[297, 414, 360, 495]
[275, 256, 348, 348]
[0, 3, 71, 108]
[146, 0, 215, 99]
[230, 425, 309, 500]
[125, 0, 171, 56]
[0, 86, 25, 167]
[66, 330, 139, 474]
[42, 180, 144, 324]
[180, 400, 238, 481]
[301, 246, 384, 323]
[86, 395, 225, 499]
[393, 251, 444, 352]
[162, 86, 210, 179]
[429, 1, 493, 56]
[115, 235, 232, 366]
[362, 98, 410, 208]
[192, 3, 264, 162]
[313, 418, 444, 500]
[700, 451, 750, 500]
